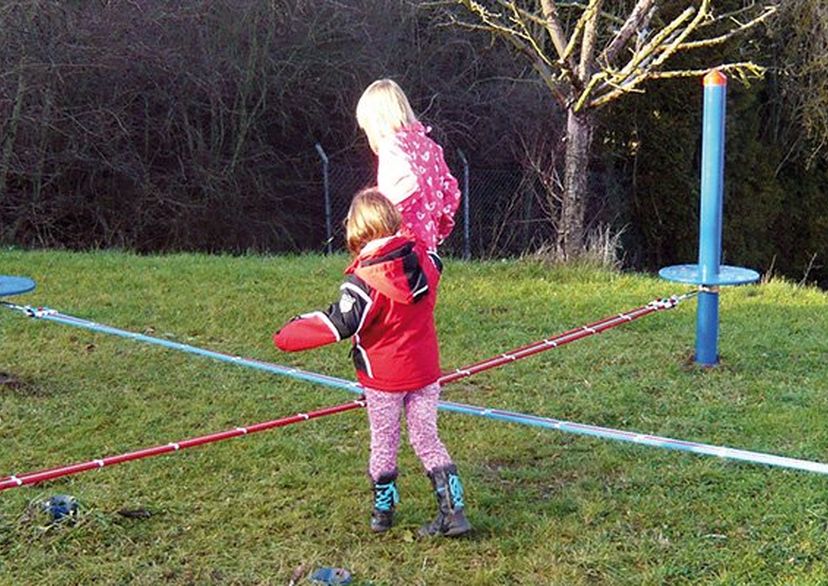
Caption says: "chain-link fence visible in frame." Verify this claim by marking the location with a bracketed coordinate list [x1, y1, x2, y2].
[316, 144, 557, 259]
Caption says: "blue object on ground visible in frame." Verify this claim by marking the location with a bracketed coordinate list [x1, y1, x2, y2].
[310, 567, 352, 585]
[43, 494, 78, 521]
[0, 276, 36, 297]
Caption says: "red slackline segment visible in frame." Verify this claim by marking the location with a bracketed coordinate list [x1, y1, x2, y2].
[0, 296, 686, 491]
[439, 302, 666, 383]
[0, 400, 366, 491]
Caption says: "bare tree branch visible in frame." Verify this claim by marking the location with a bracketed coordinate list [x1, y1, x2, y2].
[577, 0, 602, 81]
[645, 62, 765, 81]
[455, 1, 569, 106]
[537, 0, 569, 60]
[587, 6, 696, 107]
[602, 0, 656, 65]
[674, 4, 778, 51]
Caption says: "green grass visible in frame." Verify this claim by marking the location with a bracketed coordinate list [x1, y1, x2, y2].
[1, 249, 827, 585]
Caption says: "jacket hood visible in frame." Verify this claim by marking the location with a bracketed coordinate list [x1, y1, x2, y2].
[346, 235, 430, 304]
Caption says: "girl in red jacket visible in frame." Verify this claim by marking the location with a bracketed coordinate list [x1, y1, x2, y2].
[274, 188, 470, 537]
[356, 79, 461, 253]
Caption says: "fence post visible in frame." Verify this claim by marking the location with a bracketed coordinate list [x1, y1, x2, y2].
[523, 187, 533, 251]
[315, 143, 332, 254]
[457, 149, 470, 259]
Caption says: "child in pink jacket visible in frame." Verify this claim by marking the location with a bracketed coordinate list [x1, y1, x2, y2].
[356, 79, 461, 252]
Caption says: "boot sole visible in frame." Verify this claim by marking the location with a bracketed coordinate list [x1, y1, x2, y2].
[444, 523, 472, 537]
[417, 523, 472, 538]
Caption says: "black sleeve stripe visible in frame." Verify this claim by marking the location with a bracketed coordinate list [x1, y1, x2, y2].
[322, 277, 372, 339]
[401, 248, 431, 302]
[412, 283, 429, 299]
[428, 252, 443, 274]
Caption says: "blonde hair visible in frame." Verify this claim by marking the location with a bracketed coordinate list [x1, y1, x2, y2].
[346, 188, 402, 254]
[356, 79, 418, 153]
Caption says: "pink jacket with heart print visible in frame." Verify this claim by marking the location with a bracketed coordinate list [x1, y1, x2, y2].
[376, 122, 461, 252]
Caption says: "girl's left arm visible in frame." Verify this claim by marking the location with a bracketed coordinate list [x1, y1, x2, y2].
[436, 174, 461, 244]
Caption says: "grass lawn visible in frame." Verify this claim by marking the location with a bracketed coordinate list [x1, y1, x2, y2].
[1, 249, 827, 585]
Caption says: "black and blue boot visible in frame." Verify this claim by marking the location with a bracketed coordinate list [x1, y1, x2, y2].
[371, 472, 399, 533]
[418, 464, 472, 537]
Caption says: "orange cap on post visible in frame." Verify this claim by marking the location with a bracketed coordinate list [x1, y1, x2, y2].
[703, 69, 727, 87]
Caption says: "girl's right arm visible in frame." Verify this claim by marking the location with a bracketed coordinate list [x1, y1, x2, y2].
[377, 141, 417, 205]
[273, 276, 373, 352]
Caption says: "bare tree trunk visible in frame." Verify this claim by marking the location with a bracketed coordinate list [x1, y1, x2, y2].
[452, 0, 773, 260]
[559, 108, 593, 259]
[9, 82, 53, 242]
[0, 63, 26, 208]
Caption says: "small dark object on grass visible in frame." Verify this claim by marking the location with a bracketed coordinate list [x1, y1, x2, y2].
[43, 494, 78, 522]
[0, 372, 22, 388]
[310, 567, 352, 585]
[117, 508, 152, 519]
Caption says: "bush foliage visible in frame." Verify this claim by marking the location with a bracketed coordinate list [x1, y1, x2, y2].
[0, 1, 825, 287]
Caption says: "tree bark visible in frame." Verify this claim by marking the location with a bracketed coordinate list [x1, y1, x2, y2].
[559, 108, 594, 259]
[0, 65, 26, 208]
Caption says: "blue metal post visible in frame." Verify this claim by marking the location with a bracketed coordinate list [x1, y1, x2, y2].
[695, 70, 727, 365]
[658, 70, 758, 364]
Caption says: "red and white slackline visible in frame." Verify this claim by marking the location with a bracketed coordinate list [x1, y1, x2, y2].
[0, 401, 365, 491]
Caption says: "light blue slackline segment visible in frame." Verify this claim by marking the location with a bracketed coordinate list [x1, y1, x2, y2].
[11, 305, 828, 477]
[0, 276, 36, 297]
[39, 310, 360, 393]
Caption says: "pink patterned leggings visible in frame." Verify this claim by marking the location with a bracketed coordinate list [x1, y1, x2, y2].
[364, 382, 453, 481]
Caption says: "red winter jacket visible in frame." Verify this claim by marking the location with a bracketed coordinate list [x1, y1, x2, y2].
[274, 235, 443, 392]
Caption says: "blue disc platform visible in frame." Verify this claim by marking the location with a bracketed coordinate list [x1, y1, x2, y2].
[0, 275, 36, 297]
[659, 264, 760, 286]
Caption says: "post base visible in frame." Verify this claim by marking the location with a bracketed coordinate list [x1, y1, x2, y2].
[0, 276, 36, 297]
[659, 264, 759, 286]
